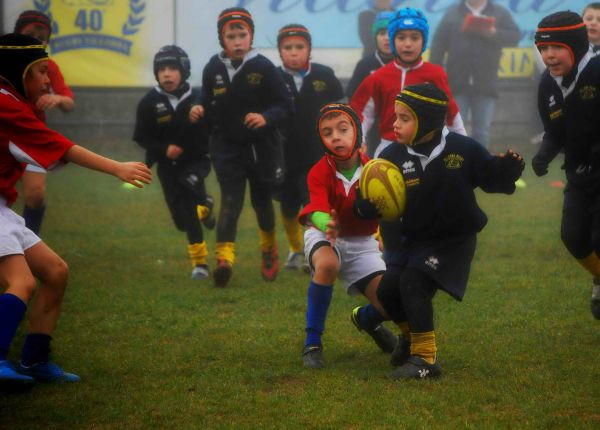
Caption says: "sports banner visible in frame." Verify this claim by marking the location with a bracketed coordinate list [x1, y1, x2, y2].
[3, 0, 174, 86]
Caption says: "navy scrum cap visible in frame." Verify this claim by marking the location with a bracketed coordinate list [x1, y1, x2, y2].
[0, 33, 48, 98]
[535, 11, 588, 66]
[317, 103, 363, 160]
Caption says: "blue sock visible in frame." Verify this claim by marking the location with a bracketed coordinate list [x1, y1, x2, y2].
[21, 333, 52, 366]
[358, 304, 385, 330]
[0, 293, 27, 361]
[305, 281, 333, 347]
[23, 205, 46, 235]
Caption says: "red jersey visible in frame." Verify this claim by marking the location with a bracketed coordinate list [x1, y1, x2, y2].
[0, 84, 74, 205]
[350, 59, 460, 142]
[34, 58, 74, 122]
[299, 153, 378, 237]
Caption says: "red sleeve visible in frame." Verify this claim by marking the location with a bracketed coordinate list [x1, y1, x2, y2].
[0, 88, 74, 169]
[298, 159, 332, 225]
[350, 72, 376, 123]
[48, 59, 74, 99]
[431, 66, 459, 126]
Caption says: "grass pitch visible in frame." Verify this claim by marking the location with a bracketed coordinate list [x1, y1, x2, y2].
[1, 141, 599, 429]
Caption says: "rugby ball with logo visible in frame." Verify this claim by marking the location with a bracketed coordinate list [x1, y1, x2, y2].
[359, 159, 406, 221]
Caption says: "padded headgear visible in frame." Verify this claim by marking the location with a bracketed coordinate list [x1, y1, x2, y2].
[153, 45, 191, 81]
[395, 83, 448, 146]
[277, 23, 311, 49]
[14, 10, 52, 36]
[317, 103, 363, 160]
[372, 11, 393, 39]
[0, 33, 48, 98]
[388, 8, 429, 57]
[217, 7, 254, 48]
[535, 11, 589, 67]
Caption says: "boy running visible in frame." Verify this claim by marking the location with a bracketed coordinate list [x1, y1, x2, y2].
[276, 24, 344, 271]
[532, 11, 600, 319]
[0, 34, 151, 387]
[134, 45, 215, 280]
[189, 8, 293, 287]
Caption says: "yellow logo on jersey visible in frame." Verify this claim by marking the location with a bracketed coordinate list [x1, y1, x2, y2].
[580, 85, 597, 100]
[247, 73, 263, 85]
[157, 114, 172, 124]
[549, 109, 562, 120]
[444, 153, 464, 169]
[312, 80, 327, 92]
[213, 87, 227, 96]
[405, 178, 420, 187]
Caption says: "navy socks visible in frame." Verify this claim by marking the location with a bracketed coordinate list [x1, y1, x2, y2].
[23, 205, 46, 235]
[305, 281, 333, 347]
[0, 293, 27, 361]
[21, 333, 52, 366]
[357, 304, 385, 330]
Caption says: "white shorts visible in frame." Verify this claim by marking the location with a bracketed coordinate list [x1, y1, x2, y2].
[304, 227, 386, 295]
[24, 164, 47, 173]
[0, 198, 41, 258]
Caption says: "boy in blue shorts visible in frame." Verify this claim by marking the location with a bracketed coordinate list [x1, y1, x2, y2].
[0, 34, 151, 387]
[189, 8, 292, 287]
[298, 103, 397, 368]
[134, 45, 214, 280]
[276, 24, 344, 271]
[355, 83, 524, 379]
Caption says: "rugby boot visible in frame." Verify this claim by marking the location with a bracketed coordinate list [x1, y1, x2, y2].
[213, 259, 233, 288]
[261, 246, 279, 282]
[302, 344, 324, 369]
[390, 335, 411, 366]
[0, 360, 35, 389]
[350, 306, 398, 353]
[388, 355, 441, 380]
[18, 361, 80, 382]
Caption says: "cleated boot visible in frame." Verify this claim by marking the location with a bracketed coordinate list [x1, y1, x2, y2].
[18, 361, 80, 383]
[388, 355, 441, 380]
[213, 259, 232, 288]
[350, 306, 398, 353]
[191, 264, 209, 280]
[0, 360, 35, 389]
[302, 345, 324, 369]
[390, 335, 411, 366]
[261, 247, 279, 282]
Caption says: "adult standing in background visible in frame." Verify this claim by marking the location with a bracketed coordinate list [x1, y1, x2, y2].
[358, 0, 394, 59]
[429, 0, 520, 148]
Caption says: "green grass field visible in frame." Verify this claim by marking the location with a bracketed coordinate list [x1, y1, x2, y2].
[1, 141, 599, 429]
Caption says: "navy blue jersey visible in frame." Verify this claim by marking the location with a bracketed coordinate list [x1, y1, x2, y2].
[277, 62, 344, 171]
[200, 51, 292, 144]
[133, 85, 208, 167]
[379, 132, 516, 248]
[536, 54, 600, 188]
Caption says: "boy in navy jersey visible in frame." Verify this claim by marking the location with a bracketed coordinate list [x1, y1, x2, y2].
[356, 83, 524, 379]
[189, 8, 292, 287]
[532, 11, 600, 319]
[276, 24, 344, 271]
[134, 45, 214, 280]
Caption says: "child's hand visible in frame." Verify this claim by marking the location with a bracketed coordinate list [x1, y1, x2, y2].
[36, 94, 62, 111]
[499, 149, 525, 182]
[166, 144, 183, 160]
[115, 162, 152, 188]
[531, 154, 549, 177]
[244, 113, 267, 129]
[353, 187, 380, 219]
[326, 209, 340, 245]
[189, 105, 204, 123]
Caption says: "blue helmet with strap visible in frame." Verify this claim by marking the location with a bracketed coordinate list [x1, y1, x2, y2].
[388, 7, 429, 57]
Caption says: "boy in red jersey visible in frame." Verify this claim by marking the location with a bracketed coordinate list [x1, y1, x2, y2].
[15, 10, 75, 235]
[298, 103, 396, 369]
[0, 34, 151, 388]
[351, 7, 466, 158]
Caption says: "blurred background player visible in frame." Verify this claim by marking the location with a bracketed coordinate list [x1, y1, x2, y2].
[189, 8, 293, 287]
[351, 7, 466, 158]
[583, 3, 600, 54]
[14, 10, 75, 236]
[347, 11, 394, 157]
[357, 0, 394, 59]
[133, 45, 215, 280]
[0, 34, 151, 387]
[276, 23, 344, 271]
[355, 83, 524, 379]
[429, 0, 520, 149]
[298, 103, 396, 369]
[532, 11, 600, 320]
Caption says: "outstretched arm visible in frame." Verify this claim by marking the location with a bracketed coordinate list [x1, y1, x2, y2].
[63, 145, 152, 188]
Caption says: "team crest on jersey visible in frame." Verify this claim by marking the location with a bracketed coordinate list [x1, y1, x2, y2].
[579, 85, 597, 100]
[312, 80, 327, 92]
[444, 153, 463, 169]
[401, 161, 416, 174]
[247, 73, 263, 85]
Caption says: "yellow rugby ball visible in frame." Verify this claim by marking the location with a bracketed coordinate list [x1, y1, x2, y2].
[359, 159, 406, 221]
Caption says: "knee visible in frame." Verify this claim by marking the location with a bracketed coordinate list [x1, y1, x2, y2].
[8, 275, 38, 303]
[314, 259, 339, 283]
[24, 186, 46, 208]
[43, 258, 69, 294]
